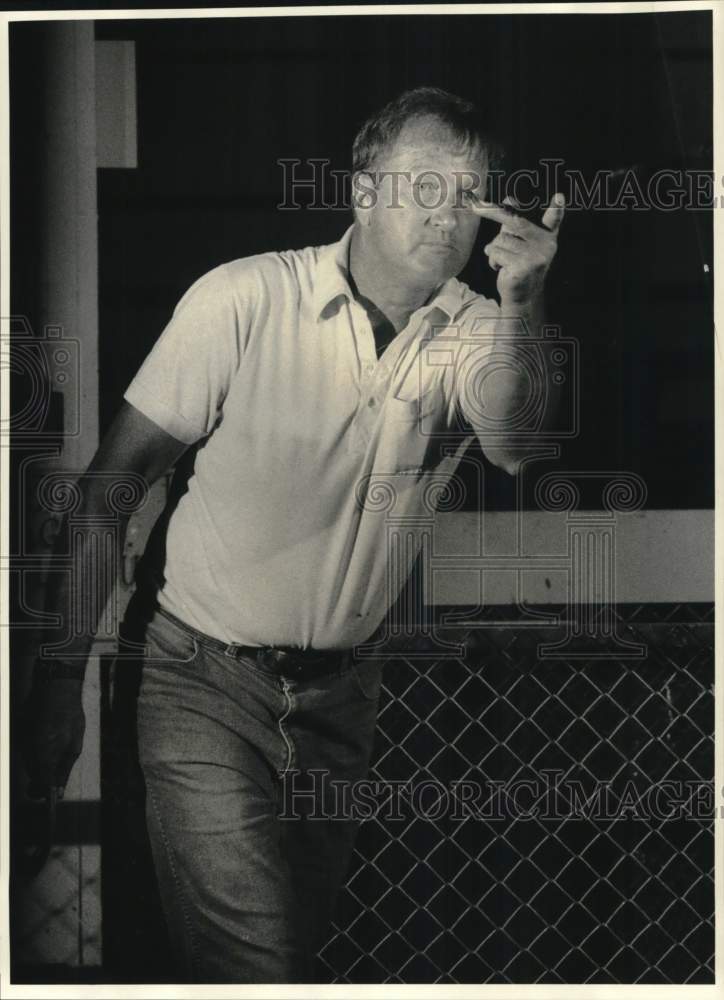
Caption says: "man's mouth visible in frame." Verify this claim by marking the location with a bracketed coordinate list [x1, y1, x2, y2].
[420, 242, 456, 252]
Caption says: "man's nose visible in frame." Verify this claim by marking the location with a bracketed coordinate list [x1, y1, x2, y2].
[429, 200, 457, 231]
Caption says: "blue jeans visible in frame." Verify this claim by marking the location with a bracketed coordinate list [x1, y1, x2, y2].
[132, 606, 383, 983]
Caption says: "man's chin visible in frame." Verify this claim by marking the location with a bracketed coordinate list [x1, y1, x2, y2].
[414, 245, 466, 277]
[381, 246, 459, 287]
[410, 259, 458, 285]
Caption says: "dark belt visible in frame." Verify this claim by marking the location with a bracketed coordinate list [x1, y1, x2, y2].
[244, 645, 352, 679]
[155, 607, 351, 679]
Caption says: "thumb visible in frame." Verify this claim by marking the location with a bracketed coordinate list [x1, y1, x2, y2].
[542, 192, 566, 233]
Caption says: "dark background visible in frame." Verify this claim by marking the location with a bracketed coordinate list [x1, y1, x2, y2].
[11, 10, 714, 509]
[8, 11, 716, 985]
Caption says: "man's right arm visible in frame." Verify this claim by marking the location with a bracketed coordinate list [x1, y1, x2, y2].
[23, 401, 190, 799]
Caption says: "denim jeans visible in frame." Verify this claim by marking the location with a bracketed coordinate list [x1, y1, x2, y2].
[130, 605, 383, 983]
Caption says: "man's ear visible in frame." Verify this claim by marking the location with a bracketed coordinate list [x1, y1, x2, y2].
[352, 170, 377, 226]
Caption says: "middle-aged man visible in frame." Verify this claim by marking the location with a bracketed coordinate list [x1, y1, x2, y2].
[25, 87, 565, 982]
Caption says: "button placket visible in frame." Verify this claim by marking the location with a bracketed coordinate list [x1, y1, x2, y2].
[348, 302, 377, 376]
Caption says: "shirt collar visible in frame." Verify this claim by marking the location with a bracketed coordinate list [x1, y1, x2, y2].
[313, 225, 468, 323]
[420, 278, 466, 325]
[313, 226, 355, 319]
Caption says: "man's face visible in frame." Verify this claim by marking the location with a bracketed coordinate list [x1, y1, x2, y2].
[358, 118, 487, 287]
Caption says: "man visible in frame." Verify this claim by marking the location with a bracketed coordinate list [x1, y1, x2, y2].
[24, 87, 564, 982]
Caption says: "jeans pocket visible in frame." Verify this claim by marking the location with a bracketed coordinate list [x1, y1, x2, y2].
[144, 612, 199, 665]
[350, 660, 383, 702]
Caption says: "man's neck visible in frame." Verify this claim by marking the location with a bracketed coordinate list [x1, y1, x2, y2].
[349, 226, 438, 335]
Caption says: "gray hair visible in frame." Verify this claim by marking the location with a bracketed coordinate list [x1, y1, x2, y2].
[352, 86, 500, 175]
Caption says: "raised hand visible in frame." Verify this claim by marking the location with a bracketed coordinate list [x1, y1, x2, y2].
[470, 192, 566, 305]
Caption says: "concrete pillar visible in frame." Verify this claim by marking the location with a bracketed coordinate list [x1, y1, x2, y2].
[12, 20, 102, 969]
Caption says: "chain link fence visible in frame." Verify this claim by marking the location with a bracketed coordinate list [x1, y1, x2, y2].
[12, 602, 713, 984]
[318, 604, 714, 984]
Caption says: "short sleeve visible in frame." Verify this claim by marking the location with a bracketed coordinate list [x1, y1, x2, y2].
[124, 264, 245, 444]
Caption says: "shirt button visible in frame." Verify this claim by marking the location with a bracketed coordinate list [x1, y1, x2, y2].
[368, 397, 376, 408]
[364, 363, 375, 375]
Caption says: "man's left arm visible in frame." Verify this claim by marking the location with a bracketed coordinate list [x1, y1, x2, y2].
[462, 193, 566, 475]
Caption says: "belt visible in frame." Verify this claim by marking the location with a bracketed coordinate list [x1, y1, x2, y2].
[155, 607, 351, 679]
[240, 645, 352, 679]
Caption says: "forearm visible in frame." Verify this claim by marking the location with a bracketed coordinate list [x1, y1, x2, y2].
[470, 191, 565, 473]
[478, 293, 560, 473]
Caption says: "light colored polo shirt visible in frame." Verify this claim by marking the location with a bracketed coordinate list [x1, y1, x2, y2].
[124, 225, 500, 648]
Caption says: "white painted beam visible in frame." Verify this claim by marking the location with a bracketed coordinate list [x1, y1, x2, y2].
[429, 509, 714, 605]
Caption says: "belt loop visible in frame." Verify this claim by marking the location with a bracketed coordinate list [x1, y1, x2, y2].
[224, 643, 239, 659]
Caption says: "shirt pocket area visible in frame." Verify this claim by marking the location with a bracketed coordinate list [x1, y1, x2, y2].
[383, 385, 451, 473]
[388, 384, 445, 423]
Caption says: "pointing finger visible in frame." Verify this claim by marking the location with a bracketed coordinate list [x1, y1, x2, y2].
[469, 200, 526, 233]
[541, 192, 566, 233]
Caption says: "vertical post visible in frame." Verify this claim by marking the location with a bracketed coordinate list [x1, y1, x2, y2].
[40, 22, 99, 474]
[12, 20, 102, 970]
